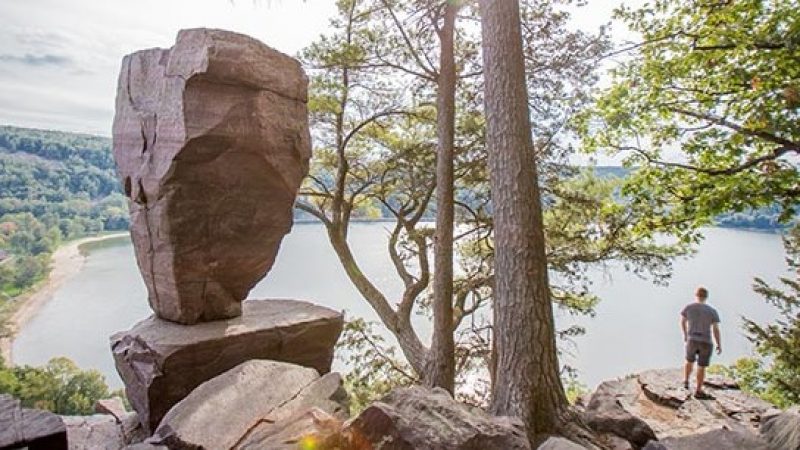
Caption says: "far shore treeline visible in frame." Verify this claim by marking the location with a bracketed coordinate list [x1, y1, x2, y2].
[0, 124, 789, 302]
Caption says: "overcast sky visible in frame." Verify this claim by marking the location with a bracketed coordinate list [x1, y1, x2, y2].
[0, 0, 633, 136]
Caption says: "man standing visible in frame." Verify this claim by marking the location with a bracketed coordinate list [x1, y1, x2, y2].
[681, 286, 721, 399]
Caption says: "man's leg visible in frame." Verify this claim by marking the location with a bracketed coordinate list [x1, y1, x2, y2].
[694, 343, 714, 398]
[684, 361, 693, 388]
[696, 366, 705, 392]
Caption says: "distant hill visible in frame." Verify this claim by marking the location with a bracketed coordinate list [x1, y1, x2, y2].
[0, 125, 786, 233]
[0, 125, 128, 236]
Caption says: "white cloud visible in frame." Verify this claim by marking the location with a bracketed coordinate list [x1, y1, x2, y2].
[0, 0, 337, 135]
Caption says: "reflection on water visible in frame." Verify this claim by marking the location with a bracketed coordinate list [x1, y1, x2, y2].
[12, 224, 789, 389]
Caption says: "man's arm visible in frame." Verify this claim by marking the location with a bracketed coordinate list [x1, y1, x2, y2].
[681, 316, 688, 342]
[713, 323, 722, 354]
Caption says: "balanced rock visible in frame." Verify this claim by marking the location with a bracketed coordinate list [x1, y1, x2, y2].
[345, 386, 531, 450]
[151, 360, 348, 449]
[112, 27, 312, 324]
[0, 394, 67, 450]
[110, 299, 343, 433]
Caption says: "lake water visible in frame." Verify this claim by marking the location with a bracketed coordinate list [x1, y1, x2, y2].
[12, 223, 789, 390]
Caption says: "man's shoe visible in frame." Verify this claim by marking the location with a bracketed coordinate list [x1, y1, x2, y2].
[683, 381, 690, 390]
[694, 391, 715, 400]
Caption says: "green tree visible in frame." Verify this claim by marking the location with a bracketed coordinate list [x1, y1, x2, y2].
[741, 224, 800, 407]
[307, 0, 685, 409]
[579, 0, 799, 235]
[0, 357, 112, 415]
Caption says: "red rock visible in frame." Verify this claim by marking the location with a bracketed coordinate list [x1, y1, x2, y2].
[0, 394, 67, 450]
[112, 28, 311, 324]
[110, 299, 343, 434]
[150, 360, 348, 449]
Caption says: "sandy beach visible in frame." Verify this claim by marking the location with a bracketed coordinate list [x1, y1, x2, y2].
[0, 232, 129, 364]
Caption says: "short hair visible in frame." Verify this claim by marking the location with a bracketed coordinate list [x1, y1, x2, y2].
[696, 287, 709, 299]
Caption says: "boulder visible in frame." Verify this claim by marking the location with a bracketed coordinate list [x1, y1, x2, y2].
[150, 360, 348, 449]
[62, 415, 125, 450]
[235, 407, 347, 450]
[536, 437, 585, 450]
[95, 397, 128, 422]
[110, 299, 343, 433]
[0, 394, 67, 450]
[112, 27, 312, 324]
[641, 428, 769, 450]
[760, 407, 800, 450]
[344, 386, 530, 450]
[583, 379, 657, 447]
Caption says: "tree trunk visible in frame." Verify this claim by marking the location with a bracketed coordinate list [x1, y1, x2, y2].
[426, 1, 458, 394]
[478, 0, 568, 440]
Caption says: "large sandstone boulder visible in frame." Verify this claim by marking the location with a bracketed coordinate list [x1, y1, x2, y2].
[0, 394, 67, 450]
[112, 27, 312, 324]
[344, 386, 531, 450]
[149, 360, 348, 449]
[110, 299, 343, 433]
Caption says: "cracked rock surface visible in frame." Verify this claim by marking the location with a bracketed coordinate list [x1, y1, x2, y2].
[112, 27, 312, 325]
[148, 360, 348, 450]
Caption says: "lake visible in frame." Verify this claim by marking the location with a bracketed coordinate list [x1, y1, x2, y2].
[12, 223, 790, 390]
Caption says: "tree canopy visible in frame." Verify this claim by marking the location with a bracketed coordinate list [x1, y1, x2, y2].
[579, 0, 799, 235]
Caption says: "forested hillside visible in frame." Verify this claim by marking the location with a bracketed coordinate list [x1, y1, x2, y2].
[0, 125, 127, 298]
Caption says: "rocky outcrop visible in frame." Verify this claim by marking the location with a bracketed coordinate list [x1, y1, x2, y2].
[110, 299, 343, 433]
[344, 386, 531, 450]
[583, 379, 657, 448]
[0, 394, 67, 450]
[760, 407, 800, 450]
[112, 27, 312, 325]
[582, 369, 782, 450]
[149, 360, 348, 449]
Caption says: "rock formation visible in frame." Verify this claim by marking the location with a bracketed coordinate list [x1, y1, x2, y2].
[345, 386, 531, 449]
[111, 299, 343, 433]
[0, 394, 67, 450]
[112, 27, 312, 324]
[149, 360, 348, 449]
[579, 369, 783, 450]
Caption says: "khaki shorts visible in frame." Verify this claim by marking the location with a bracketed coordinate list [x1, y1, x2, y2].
[686, 340, 713, 367]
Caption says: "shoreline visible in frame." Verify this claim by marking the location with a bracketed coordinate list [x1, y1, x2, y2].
[0, 232, 129, 365]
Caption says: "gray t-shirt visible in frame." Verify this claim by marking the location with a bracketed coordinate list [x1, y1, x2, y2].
[681, 302, 720, 344]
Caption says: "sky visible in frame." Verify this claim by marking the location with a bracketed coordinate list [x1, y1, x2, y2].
[0, 0, 635, 137]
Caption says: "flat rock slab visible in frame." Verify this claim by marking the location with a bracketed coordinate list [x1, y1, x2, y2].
[151, 360, 348, 449]
[110, 299, 343, 433]
[113, 27, 312, 324]
[345, 386, 531, 450]
[0, 394, 67, 450]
